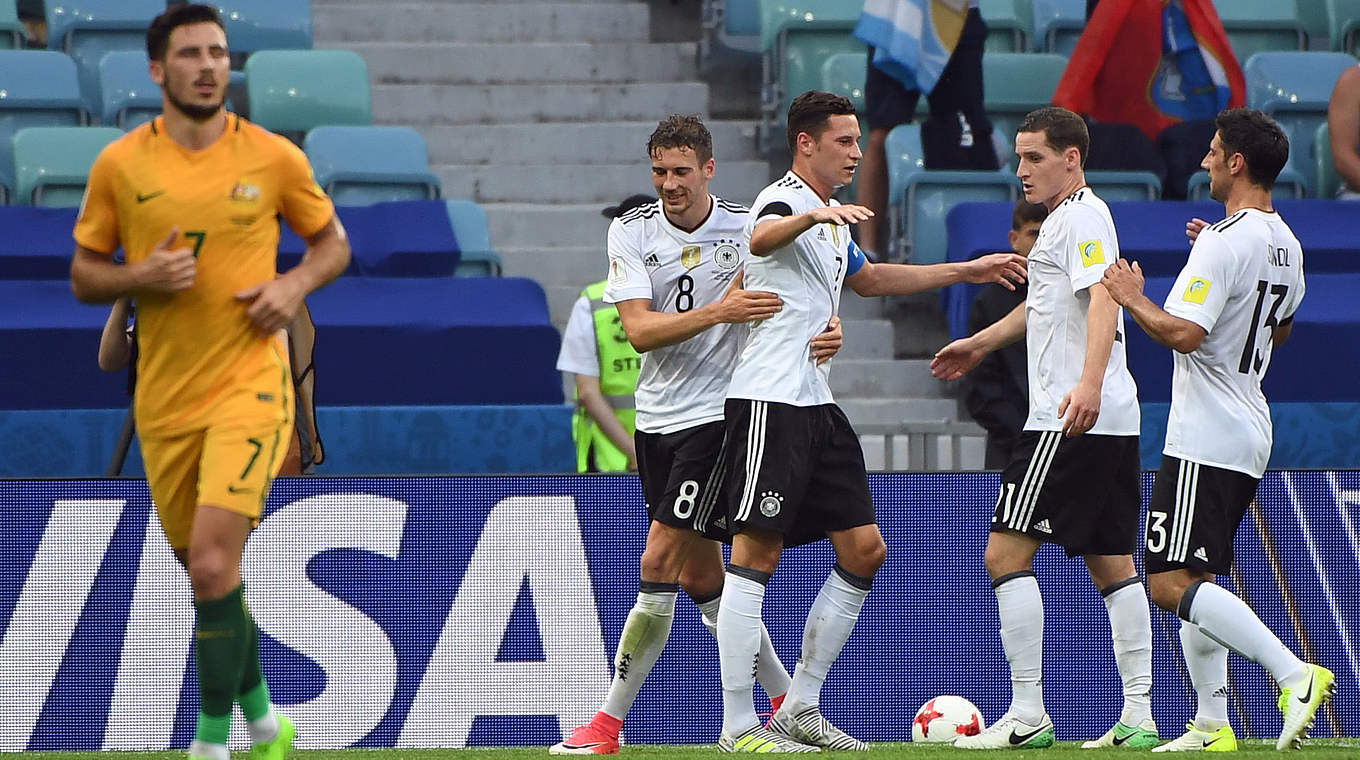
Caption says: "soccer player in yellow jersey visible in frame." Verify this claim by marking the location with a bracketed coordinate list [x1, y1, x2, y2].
[68, 5, 350, 759]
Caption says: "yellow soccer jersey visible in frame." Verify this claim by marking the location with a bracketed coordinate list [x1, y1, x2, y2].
[74, 114, 335, 436]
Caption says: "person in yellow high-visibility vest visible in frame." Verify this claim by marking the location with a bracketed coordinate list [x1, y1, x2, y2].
[555, 194, 653, 471]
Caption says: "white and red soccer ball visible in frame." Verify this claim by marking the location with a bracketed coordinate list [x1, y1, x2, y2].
[912, 695, 985, 742]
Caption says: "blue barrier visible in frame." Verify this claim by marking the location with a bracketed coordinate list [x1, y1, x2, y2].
[0, 473, 1354, 749]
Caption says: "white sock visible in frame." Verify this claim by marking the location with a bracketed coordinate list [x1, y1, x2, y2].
[600, 586, 677, 720]
[187, 740, 230, 760]
[1179, 621, 1230, 729]
[1182, 581, 1307, 688]
[785, 565, 871, 712]
[1102, 578, 1153, 725]
[247, 708, 280, 744]
[995, 571, 1045, 722]
[698, 593, 791, 704]
[718, 569, 768, 736]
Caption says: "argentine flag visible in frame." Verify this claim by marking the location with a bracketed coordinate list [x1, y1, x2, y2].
[853, 0, 971, 95]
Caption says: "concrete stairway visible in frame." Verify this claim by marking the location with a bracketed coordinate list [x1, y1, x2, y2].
[311, 0, 985, 469]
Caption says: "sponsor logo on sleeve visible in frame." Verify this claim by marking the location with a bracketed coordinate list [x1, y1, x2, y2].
[1183, 277, 1211, 305]
[608, 257, 628, 286]
[1079, 239, 1105, 267]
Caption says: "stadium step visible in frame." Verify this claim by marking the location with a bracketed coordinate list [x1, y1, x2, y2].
[500, 247, 608, 284]
[433, 161, 772, 204]
[483, 204, 614, 250]
[835, 319, 894, 360]
[372, 82, 710, 125]
[331, 41, 698, 84]
[313, 2, 649, 44]
[839, 398, 965, 427]
[413, 121, 761, 165]
[830, 359, 950, 399]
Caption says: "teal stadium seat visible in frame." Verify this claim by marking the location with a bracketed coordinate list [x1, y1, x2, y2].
[1245, 51, 1358, 196]
[884, 123, 925, 256]
[304, 126, 441, 205]
[1186, 168, 1306, 200]
[702, 0, 761, 59]
[1211, 0, 1306, 63]
[821, 51, 866, 112]
[1, 1, 23, 49]
[12, 126, 123, 207]
[1315, 121, 1340, 198]
[46, 0, 164, 122]
[1327, 0, 1360, 55]
[445, 200, 501, 277]
[758, 0, 865, 153]
[905, 170, 1018, 264]
[1084, 170, 1161, 201]
[978, 0, 1031, 53]
[1031, 0, 1084, 55]
[215, 0, 312, 54]
[245, 49, 371, 134]
[982, 52, 1067, 156]
[98, 51, 160, 129]
[0, 50, 87, 203]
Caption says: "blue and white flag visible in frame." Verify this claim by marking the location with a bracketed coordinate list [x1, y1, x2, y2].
[853, 0, 971, 95]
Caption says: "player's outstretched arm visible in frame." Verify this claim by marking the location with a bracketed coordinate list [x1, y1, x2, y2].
[1101, 259, 1205, 353]
[71, 229, 197, 303]
[846, 252, 1026, 297]
[931, 301, 1026, 380]
[615, 272, 782, 353]
[749, 205, 873, 256]
[237, 216, 351, 335]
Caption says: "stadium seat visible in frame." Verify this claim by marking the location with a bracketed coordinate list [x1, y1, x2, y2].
[245, 49, 371, 134]
[884, 123, 925, 252]
[1186, 167, 1306, 200]
[820, 52, 867, 113]
[1244, 51, 1358, 195]
[46, 0, 164, 121]
[905, 170, 1017, 264]
[1327, 0, 1360, 55]
[0, 50, 87, 204]
[98, 51, 159, 129]
[1084, 170, 1161, 201]
[978, 0, 1031, 53]
[446, 200, 502, 277]
[1031, 0, 1084, 55]
[758, 0, 864, 152]
[982, 53, 1067, 146]
[0, 1, 24, 49]
[12, 126, 123, 207]
[304, 126, 441, 205]
[702, 0, 761, 59]
[1211, 0, 1306, 62]
[215, 0, 312, 55]
[1315, 121, 1340, 198]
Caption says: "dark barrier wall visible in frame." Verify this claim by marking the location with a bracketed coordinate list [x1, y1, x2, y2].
[0, 473, 1355, 750]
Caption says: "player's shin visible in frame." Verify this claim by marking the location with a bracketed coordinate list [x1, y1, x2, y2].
[601, 582, 678, 720]
[1179, 580, 1306, 686]
[784, 564, 871, 712]
[995, 571, 1046, 721]
[192, 585, 252, 758]
[696, 588, 791, 707]
[1101, 577, 1153, 724]
[718, 567, 770, 736]
[1179, 621, 1230, 728]
[237, 595, 281, 744]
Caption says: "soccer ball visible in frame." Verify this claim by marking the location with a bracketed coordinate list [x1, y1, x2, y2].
[911, 695, 985, 742]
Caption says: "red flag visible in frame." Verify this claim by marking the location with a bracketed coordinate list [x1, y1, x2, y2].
[1052, 0, 1245, 140]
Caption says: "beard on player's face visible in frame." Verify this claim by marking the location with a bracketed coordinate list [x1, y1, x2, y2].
[166, 88, 225, 122]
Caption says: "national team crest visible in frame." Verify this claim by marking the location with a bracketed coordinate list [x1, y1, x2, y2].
[681, 245, 702, 270]
[229, 181, 260, 202]
[714, 244, 740, 271]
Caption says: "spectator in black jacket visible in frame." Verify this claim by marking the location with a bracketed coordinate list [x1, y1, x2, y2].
[964, 200, 1048, 468]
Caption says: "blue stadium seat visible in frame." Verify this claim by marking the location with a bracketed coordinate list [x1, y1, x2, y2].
[1244, 51, 1358, 196]
[702, 0, 761, 58]
[304, 126, 441, 206]
[215, 0, 312, 54]
[1084, 170, 1161, 201]
[758, 0, 864, 152]
[445, 200, 501, 277]
[1315, 121, 1340, 198]
[46, 0, 164, 122]
[245, 49, 371, 134]
[1, 1, 24, 49]
[905, 170, 1018, 264]
[884, 123, 925, 254]
[97, 51, 159, 129]
[982, 53, 1067, 147]
[820, 51, 866, 113]
[1211, 0, 1306, 62]
[0, 50, 87, 204]
[978, 0, 1031, 53]
[12, 126, 123, 207]
[1031, 0, 1084, 55]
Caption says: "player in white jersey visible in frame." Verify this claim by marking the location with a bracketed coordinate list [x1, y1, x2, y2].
[932, 107, 1157, 750]
[1101, 108, 1332, 753]
[715, 91, 1026, 753]
[552, 116, 846, 755]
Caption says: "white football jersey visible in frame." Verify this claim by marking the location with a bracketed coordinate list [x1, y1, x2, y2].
[602, 196, 750, 434]
[1162, 208, 1305, 477]
[1023, 188, 1140, 435]
[726, 172, 851, 407]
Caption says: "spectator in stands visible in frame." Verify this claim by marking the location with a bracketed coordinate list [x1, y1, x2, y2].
[853, 0, 996, 259]
[17, 0, 45, 47]
[554, 194, 652, 472]
[963, 200, 1047, 469]
[1328, 63, 1360, 199]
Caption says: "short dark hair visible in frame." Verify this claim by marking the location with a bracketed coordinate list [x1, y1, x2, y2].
[1011, 199, 1049, 230]
[1214, 108, 1289, 189]
[1016, 106, 1089, 167]
[147, 3, 225, 62]
[648, 114, 713, 164]
[786, 90, 856, 154]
